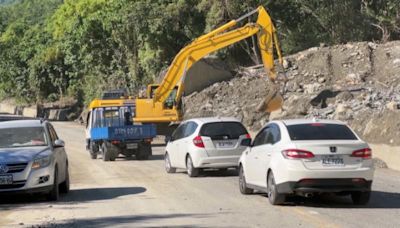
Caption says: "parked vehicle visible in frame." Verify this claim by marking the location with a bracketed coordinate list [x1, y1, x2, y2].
[164, 117, 250, 177]
[238, 119, 374, 205]
[85, 91, 157, 161]
[0, 120, 69, 201]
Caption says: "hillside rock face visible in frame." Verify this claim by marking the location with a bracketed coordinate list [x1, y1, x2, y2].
[183, 41, 400, 146]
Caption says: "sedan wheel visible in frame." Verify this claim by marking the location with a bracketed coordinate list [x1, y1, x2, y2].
[239, 166, 253, 194]
[186, 155, 199, 177]
[165, 153, 176, 173]
[267, 171, 285, 205]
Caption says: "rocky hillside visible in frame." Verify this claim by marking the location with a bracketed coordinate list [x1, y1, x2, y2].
[184, 41, 400, 146]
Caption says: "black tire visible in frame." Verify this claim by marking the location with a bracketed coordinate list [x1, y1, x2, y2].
[136, 142, 151, 160]
[60, 164, 70, 194]
[219, 168, 228, 172]
[47, 167, 59, 201]
[89, 141, 98, 160]
[351, 191, 371, 205]
[267, 171, 285, 205]
[102, 143, 111, 161]
[239, 165, 253, 194]
[165, 153, 176, 173]
[186, 155, 199, 177]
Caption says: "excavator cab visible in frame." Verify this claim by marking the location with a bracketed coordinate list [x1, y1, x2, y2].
[147, 84, 180, 109]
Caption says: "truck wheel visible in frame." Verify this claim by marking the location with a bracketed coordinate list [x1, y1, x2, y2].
[136, 142, 151, 160]
[89, 141, 98, 159]
[102, 143, 111, 161]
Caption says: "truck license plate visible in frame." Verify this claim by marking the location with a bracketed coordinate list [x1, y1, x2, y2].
[322, 156, 344, 166]
[126, 143, 138, 149]
[0, 175, 13, 185]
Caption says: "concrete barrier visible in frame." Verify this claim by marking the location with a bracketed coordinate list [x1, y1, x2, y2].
[0, 103, 16, 114]
[371, 144, 400, 171]
[22, 106, 38, 118]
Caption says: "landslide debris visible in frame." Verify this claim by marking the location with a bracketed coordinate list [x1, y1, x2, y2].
[183, 41, 400, 146]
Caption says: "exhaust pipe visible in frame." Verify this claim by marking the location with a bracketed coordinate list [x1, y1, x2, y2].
[304, 193, 313, 198]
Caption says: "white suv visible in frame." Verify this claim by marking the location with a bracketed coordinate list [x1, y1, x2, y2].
[165, 117, 250, 177]
[238, 119, 374, 205]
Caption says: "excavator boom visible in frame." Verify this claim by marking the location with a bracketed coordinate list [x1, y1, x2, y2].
[153, 6, 282, 104]
[134, 6, 284, 133]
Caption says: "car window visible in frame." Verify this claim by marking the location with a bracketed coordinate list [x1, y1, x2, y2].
[0, 127, 48, 148]
[199, 122, 248, 140]
[172, 123, 187, 141]
[48, 124, 59, 144]
[268, 124, 281, 144]
[253, 128, 268, 147]
[287, 123, 358, 140]
[183, 122, 198, 138]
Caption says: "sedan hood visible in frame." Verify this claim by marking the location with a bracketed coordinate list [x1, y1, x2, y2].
[0, 146, 50, 163]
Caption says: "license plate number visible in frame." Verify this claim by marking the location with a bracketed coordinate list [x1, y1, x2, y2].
[322, 156, 344, 166]
[217, 142, 234, 148]
[126, 143, 138, 149]
[0, 175, 13, 185]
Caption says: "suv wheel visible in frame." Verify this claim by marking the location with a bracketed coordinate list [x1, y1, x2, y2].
[47, 167, 59, 201]
[267, 171, 285, 205]
[60, 164, 70, 194]
[165, 153, 176, 173]
[239, 165, 253, 194]
[186, 155, 199, 177]
[351, 191, 371, 205]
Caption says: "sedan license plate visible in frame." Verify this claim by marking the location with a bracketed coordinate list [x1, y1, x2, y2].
[126, 143, 138, 149]
[216, 141, 234, 148]
[322, 156, 344, 166]
[0, 175, 13, 185]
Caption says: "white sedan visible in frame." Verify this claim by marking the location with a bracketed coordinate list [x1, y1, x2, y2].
[164, 117, 250, 177]
[238, 119, 374, 205]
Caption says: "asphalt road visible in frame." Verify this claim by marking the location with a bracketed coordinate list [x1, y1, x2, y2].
[0, 121, 400, 227]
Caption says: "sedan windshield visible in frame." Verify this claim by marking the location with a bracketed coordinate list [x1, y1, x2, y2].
[0, 127, 48, 148]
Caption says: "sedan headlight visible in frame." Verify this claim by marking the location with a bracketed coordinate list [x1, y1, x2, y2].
[32, 156, 51, 169]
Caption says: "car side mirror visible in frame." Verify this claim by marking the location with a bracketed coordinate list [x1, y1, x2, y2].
[241, 138, 252, 147]
[54, 139, 65, 148]
[165, 136, 172, 143]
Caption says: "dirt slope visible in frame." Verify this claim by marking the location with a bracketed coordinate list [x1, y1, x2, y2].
[184, 41, 400, 145]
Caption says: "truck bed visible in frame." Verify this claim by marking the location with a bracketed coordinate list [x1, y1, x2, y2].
[91, 124, 156, 141]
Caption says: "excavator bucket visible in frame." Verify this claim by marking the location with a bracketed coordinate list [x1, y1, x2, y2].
[257, 84, 283, 113]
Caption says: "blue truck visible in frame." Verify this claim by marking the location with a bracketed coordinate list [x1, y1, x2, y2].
[85, 91, 157, 161]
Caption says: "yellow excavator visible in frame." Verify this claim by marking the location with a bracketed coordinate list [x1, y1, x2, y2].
[134, 6, 284, 135]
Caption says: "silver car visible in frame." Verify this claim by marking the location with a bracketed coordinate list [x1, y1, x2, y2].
[0, 120, 69, 200]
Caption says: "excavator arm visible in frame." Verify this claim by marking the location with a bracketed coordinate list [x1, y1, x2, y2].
[153, 6, 283, 105]
[134, 6, 283, 130]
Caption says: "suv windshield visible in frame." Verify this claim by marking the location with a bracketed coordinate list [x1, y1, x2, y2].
[287, 123, 358, 140]
[200, 122, 248, 140]
[0, 127, 48, 148]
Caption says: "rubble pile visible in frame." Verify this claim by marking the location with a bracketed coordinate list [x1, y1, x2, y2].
[184, 41, 400, 145]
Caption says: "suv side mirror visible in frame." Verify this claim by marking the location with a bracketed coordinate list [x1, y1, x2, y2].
[241, 138, 252, 147]
[54, 139, 65, 148]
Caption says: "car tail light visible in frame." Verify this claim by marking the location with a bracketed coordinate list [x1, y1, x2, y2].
[111, 140, 120, 145]
[351, 148, 372, 159]
[245, 134, 251, 139]
[282, 149, 314, 159]
[193, 136, 205, 148]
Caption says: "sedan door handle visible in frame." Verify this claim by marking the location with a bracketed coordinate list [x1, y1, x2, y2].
[254, 156, 259, 159]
